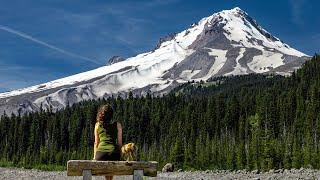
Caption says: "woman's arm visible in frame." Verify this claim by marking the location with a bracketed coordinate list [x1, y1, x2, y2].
[93, 123, 99, 160]
[117, 122, 123, 148]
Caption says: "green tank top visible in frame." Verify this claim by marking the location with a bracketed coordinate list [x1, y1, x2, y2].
[96, 122, 118, 153]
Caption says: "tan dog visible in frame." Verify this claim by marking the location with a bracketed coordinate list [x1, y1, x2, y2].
[121, 143, 135, 161]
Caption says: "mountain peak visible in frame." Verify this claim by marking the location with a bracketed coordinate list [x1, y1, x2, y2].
[230, 7, 244, 13]
[232, 7, 242, 11]
[219, 7, 247, 16]
[0, 8, 308, 116]
[203, 7, 306, 57]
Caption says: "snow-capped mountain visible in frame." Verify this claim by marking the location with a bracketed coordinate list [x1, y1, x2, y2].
[0, 7, 308, 115]
[107, 56, 126, 65]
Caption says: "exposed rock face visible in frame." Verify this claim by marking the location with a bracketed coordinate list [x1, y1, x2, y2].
[107, 56, 126, 65]
[154, 33, 177, 50]
[0, 7, 309, 116]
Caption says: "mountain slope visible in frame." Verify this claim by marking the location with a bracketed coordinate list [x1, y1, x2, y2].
[0, 7, 308, 115]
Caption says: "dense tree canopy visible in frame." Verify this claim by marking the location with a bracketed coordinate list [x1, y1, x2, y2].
[0, 55, 319, 171]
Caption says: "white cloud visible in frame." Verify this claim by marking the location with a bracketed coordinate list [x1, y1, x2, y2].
[0, 25, 101, 65]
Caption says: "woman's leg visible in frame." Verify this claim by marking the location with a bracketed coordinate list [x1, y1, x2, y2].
[105, 176, 113, 180]
[96, 152, 112, 180]
[98, 151, 119, 180]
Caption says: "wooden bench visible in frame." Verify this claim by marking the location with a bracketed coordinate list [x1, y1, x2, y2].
[67, 160, 158, 180]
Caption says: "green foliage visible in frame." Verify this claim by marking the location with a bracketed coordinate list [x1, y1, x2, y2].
[0, 55, 320, 171]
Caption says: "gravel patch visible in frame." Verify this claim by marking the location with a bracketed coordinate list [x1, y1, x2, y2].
[1, 167, 320, 180]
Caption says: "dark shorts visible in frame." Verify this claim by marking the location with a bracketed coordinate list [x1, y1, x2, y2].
[95, 151, 120, 161]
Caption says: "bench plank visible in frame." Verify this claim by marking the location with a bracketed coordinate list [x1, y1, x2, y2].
[67, 160, 158, 177]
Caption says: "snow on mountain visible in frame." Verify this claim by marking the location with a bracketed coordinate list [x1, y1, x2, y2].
[220, 7, 305, 57]
[0, 7, 309, 115]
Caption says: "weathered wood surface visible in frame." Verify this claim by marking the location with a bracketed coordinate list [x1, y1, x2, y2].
[67, 160, 158, 177]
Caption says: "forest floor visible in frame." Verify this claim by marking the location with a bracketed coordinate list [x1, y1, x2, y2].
[1, 167, 320, 179]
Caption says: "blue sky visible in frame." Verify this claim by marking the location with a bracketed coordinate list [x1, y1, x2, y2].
[0, 0, 319, 92]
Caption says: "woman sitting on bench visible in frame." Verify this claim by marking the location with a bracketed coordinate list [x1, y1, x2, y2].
[93, 104, 122, 180]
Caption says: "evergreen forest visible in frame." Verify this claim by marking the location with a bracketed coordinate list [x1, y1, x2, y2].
[0, 55, 320, 171]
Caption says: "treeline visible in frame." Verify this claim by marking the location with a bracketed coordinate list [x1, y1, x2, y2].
[0, 55, 320, 171]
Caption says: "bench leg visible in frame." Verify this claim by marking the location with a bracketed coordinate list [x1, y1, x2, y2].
[82, 169, 92, 180]
[133, 170, 144, 180]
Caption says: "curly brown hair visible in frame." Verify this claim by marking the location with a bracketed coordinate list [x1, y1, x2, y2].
[96, 104, 114, 125]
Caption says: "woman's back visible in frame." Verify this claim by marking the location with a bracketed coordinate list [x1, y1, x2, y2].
[96, 122, 118, 153]
[94, 104, 122, 180]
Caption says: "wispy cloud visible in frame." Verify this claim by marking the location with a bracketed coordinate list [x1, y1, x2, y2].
[46, 5, 154, 57]
[0, 65, 52, 91]
[0, 0, 183, 91]
[104, 0, 181, 14]
[0, 25, 101, 65]
[311, 33, 320, 53]
[289, 0, 306, 26]
[145, 0, 181, 7]
[52, 9, 100, 30]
